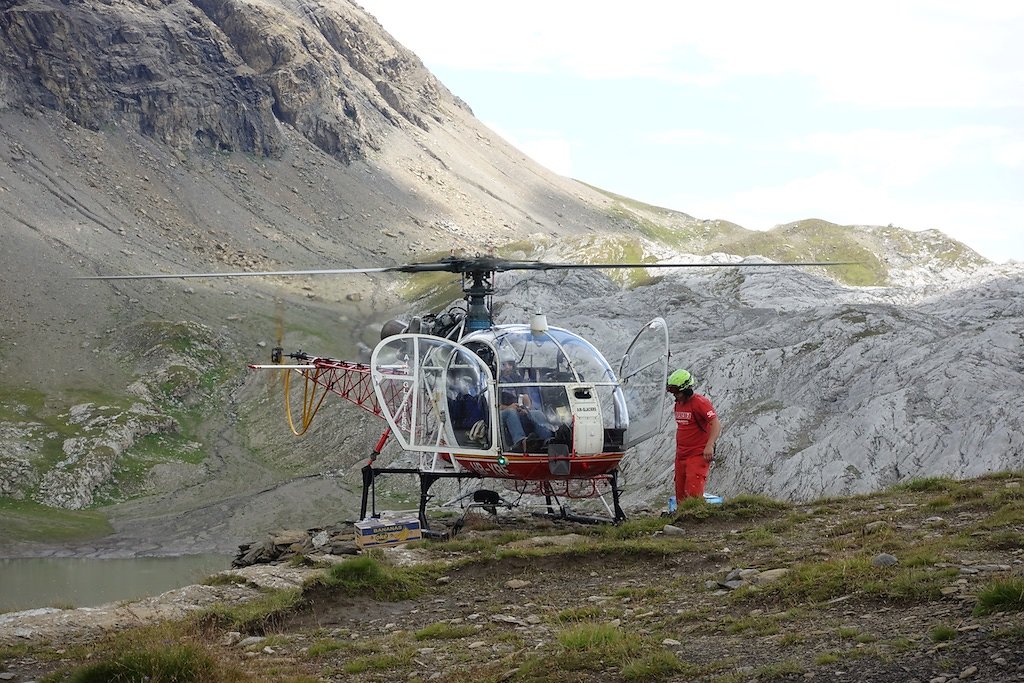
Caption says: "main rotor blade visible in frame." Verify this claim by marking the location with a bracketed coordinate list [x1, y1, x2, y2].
[73, 256, 857, 280]
[394, 257, 858, 274]
[74, 267, 391, 280]
[492, 260, 856, 271]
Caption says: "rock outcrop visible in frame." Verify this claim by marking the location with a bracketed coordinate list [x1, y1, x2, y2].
[37, 403, 178, 509]
[523, 262, 1024, 504]
[0, 0, 456, 162]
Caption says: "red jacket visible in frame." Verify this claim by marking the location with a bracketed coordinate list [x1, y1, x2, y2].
[674, 393, 717, 458]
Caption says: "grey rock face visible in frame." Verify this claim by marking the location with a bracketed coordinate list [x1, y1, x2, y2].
[0, 0, 457, 163]
[38, 404, 178, 509]
[499, 261, 1024, 504]
[0, 1, 281, 155]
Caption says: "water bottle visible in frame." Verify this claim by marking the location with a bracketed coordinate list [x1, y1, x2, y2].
[668, 496, 677, 513]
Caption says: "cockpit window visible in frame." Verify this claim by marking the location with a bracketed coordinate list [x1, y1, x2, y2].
[491, 327, 616, 384]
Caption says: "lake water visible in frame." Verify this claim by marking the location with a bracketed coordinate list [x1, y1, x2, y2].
[0, 555, 230, 613]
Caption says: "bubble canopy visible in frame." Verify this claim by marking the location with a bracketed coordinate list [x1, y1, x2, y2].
[461, 325, 619, 386]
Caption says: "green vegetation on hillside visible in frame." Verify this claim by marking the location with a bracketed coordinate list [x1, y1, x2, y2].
[0, 319, 244, 519]
[713, 219, 887, 286]
[584, 186, 988, 286]
[0, 498, 112, 543]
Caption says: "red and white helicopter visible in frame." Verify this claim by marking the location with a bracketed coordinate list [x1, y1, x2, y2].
[81, 255, 844, 533]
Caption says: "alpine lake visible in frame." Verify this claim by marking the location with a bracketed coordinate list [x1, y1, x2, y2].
[0, 555, 230, 613]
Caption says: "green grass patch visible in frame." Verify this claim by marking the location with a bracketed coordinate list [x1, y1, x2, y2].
[974, 577, 1024, 616]
[605, 205, 691, 249]
[312, 554, 433, 601]
[866, 566, 960, 602]
[127, 321, 216, 357]
[306, 638, 349, 658]
[670, 493, 788, 523]
[754, 659, 805, 680]
[40, 622, 256, 682]
[745, 555, 960, 605]
[719, 494, 790, 517]
[597, 516, 673, 539]
[621, 649, 689, 681]
[93, 428, 207, 505]
[0, 497, 112, 543]
[901, 548, 942, 567]
[723, 614, 781, 636]
[930, 625, 957, 642]
[494, 536, 701, 561]
[557, 624, 629, 650]
[0, 386, 49, 421]
[765, 512, 809, 533]
[985, 487, 1024, 507]
[499, 623, 657, 680]
[555, 606, 604, 623]
[778, 632, 806, 647]
[980, 530, 1024, 550]
[198, 588, 304, 634]
[614, 586, 663, 600]
[434, 531, 531, 554]
[979, 502, 1024, 528]
[340, 643, 415, 674]
[740, 527, 779, 547]
[53, 644, 219, 683]
[397, 270, 464, 310]
[953, 486, 985, 501]
[414, 622, 478, 640]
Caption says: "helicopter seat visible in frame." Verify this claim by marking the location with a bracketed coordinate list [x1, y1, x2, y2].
[449, 392, 489, 448]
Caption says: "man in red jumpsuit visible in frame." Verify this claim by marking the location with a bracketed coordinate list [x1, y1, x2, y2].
[667, 368, 722, 500]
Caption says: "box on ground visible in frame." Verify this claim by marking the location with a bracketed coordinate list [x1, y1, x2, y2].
[355, 516, 422, 549]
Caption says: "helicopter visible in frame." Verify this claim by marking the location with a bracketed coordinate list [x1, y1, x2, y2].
[79, 254, 848, 533]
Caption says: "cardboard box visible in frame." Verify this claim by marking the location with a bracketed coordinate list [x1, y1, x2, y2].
[355, 516, 422, 549]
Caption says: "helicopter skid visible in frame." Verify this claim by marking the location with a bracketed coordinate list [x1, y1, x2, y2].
[360, 458, 627, 534]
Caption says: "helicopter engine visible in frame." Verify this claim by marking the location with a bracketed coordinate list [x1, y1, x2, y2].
[381, 308, 467, 341]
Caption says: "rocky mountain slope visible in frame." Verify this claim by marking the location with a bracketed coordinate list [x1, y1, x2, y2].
[1, 0, 1020, 557]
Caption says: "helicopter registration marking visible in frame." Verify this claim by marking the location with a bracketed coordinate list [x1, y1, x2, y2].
[461, 460, 511, 477]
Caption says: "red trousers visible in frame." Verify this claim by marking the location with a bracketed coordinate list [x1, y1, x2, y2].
[674, 453, 710, 500]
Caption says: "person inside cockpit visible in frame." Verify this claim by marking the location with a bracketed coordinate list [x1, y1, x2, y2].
[448, 368, 489, 447]
[499, 389, 552, 451]
[495, 360, 552, 450]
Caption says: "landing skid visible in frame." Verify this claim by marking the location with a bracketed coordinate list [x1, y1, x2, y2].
[360, 464, 626, 537]
[532, 469, 627, 525]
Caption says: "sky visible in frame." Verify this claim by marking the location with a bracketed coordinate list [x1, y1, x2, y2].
[357, 1, 1024, 263]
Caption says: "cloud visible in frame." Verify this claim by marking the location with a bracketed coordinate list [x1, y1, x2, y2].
[786, 126, 1012, 186]
[359, 1, 1024, 262]
[994, 140, 1024, 169]
[643, 129, 733, 147]
[361, 1, 1024, 108]
[485, 122, 574, 176]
